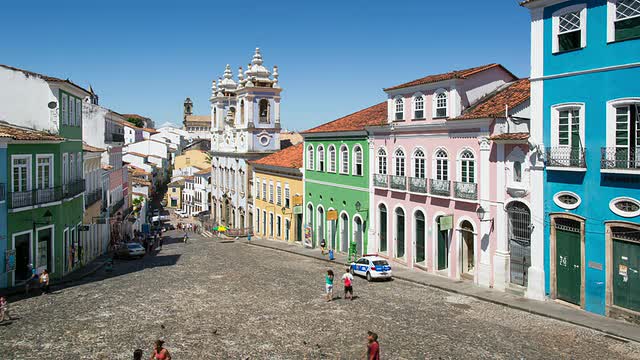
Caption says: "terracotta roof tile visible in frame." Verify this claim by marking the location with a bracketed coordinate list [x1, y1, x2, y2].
[0, 64, 90, 94]
[83, 144, 106, 152]
[132, 178, 151, 186]
[185, 115, 211, 123]
[124, 152, 149, 158]
[142, 127, 158, 134]
[251, 143, 303, 169]
[383, 64, 514, 91]
[453, 79, 530, 120]
[302, 102, 387, 134]
[0, 123, 64, 141]
[489, 133, 530, 141]
[195, 167, 212, 175]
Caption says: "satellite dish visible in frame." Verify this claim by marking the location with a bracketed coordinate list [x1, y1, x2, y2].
[47, 101, 57, 109]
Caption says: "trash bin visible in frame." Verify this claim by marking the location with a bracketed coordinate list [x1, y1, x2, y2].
[328, 249, 335, 261]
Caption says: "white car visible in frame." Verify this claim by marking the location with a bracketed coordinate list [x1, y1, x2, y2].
[350, 255, 393, 281]
[116, 243, 146, 259]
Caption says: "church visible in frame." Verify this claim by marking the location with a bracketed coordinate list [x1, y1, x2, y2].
[209, 48, 282, 229]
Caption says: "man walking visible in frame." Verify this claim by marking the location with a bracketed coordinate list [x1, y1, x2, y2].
[342, 267, 354, 300]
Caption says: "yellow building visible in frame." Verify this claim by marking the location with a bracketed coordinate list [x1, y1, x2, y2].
[166, 179, 184, 209]
[174, 149, 210, 171]
[251, 144, 303, 243]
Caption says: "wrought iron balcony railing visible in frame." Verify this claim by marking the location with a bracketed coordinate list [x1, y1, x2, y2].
[8, 180, 85, 209]
[373, 174, 388, 188]
[63, 179, 86, 199]
[409, 177, 427, 194]
[390, 175, 407, 191]
[545, 147, 586, 168]
[430, 179, 451, 197]
[600, 147, 640, 171]
[110, 198, 125, 216]
[85, 189, 102, 208]
[454, 181, 478, 200]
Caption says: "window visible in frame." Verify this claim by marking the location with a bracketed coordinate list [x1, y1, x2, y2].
[262, 180, 267, 200]
[61, 93, 68, 125]
[513, 161, 523, 183]
[307, 145, 314, 170]
[394, 149, 405, 177]
[413, 94, 424, 119]
[317, 145, 325, 172]
[340, 145, 349, 174]
[553, 5, 587, 53]
[256, 209, 261, 234]
[284, 185, 290, 208]
[276, 216, 282, 237]
[36, 155, 53, 189]
[276, 183, 282, 206]
[12, 156, 31, 192]
[70, 153, 75, 183]
[554, 191, 582, 210]
[328, 145, 336, 172]
[413, 149, 425, 178]
[353, 145, 363, 176]
[77, 152, 82, 180]
[395, 98, 404, 121]
[377, 148, 387, 175]
[434, 90, 448, 118]
[459, 150, 475, 183]
[610, 0, 640, 42]
[259, 99, 270, 123]
[240, 100, 245, 124]
[614, 104, 639, 167]
[269, 181, 274, 203]
[609, 197, 640, 217]
[62, 153, 68, 187]
[553, 104, 584, 149]
[435, 149, 449, 180]
[69, 95, 75, 126]
[255, 179, 261, 199]
[76, 98, 82, 126]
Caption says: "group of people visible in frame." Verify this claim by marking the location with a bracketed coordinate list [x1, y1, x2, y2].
[133, 340, 171, 360]
[176, 222, 198, 233]
[25, 265, 50, 295]
[324, 268, 354, 302]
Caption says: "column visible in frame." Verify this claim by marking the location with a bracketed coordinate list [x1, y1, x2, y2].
[477, 136, 492, 288]
[367, 139, 376, 254]
[493, 143, 510, 291]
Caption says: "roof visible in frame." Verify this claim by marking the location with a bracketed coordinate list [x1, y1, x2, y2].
[122, 114, 151, 121]
[126, 164, 149, 172]
[119, 120, 139, 128]
[102, 164, 113, 170]
[0, 123, 65, 141]
[124, 152, 149, 158]
[303, 102, 387, 134]
[132, 179, 151, 186]
[383, 64, 514, 92]
[168, 179, 185, 187]
[83, 144, 106, 152]
[142, 127, 158, 134]
[185, 115, 211, 123]
[195, 167, 212, 175]
[489, 133, 530, 141]
[183, 176, 194, 181]
[454, 79, 530, 120]
[0, 64, 90, 95]
[251, 143, 303, 169]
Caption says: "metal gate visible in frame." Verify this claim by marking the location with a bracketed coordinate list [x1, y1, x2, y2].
[507, 202, 532, 286]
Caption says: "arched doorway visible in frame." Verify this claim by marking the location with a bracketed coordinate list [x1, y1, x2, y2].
[379, 204, 388, 253]
[340, 213, 349, 253]
[415, 210, 426, 264]
[353, 216, 363, 257]
[317, 207, 325, 247]
[396, 208, 405, 259]
[507, 201, 532, 287]
[460, 220, 475, 279]
[606, 222, 640, 315]
[436, 215, 450, 271]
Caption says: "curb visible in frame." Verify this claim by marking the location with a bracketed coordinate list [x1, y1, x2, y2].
[245, 241, 639, 343]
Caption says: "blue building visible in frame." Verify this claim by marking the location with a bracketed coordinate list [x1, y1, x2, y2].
[0, 138, 7, 288]
[524, 0, 640, 321]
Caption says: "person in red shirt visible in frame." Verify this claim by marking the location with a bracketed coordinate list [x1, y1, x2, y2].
[363, 331, 380, 360]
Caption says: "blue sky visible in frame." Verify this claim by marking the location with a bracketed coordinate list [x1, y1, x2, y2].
[2, 0, 531, 130]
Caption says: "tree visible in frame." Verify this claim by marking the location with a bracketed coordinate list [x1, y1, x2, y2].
[127, 117, 144, 128]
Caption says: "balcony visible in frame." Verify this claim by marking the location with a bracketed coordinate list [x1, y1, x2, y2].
[409, 177, 427, 194]
[454, 181, 478, 201]
[390, 175, 407, 191]
[430, 179, 451, 197]
[110, 198, 125, 217]
[546, 147, 586, 170]
[110, 133, 125, 143]
[601, 147, 640, 174]
[85, 189, 102, 208]
[8, 180, 85, 209]
[63, 179, 86, 199]
[373, 174, 388, 188]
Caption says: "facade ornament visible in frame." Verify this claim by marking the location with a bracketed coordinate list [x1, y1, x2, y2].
[273, 65, 279, 88]
[237, 66, 244, 88]
[478, 136, 491, 151]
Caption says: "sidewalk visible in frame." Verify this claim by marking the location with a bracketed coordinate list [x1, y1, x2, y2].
[245, 236, 640, 343]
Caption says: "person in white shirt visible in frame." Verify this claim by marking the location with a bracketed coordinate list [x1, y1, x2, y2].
[342, 268, 354, 300]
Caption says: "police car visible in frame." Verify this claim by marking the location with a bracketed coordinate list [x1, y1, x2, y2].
[350, 255, 393, 281]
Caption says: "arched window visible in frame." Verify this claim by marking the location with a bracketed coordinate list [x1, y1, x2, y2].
[328, 145, 336, 172]
[394, 149, 405, 177]
[228, 106, 236, 124]
[413, 149, 425, 178]
[317, 145, 325, 172]
[306, 145, 314, 170]
[460, 150, 475, 183]
[435, 149, 449, 180]
[340, 145, 349, 174]
[434, 90, 448, 118]
[379, 204, 388, 253]
[413, 94, 424, 119]
[513, 161, 522, 183]
[395, 98, 404, 121]
[377, 148, 387, 175]
[240, 100, 245, 124]
[353, 145, 363, 176]
[259, 99, 270, 123]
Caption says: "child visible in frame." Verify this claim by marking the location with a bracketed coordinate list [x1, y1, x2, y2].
[320, 239, 326, 255]
[342, 267, 354, 300]
[363, 331, 380, 360]
[0, 296, 9, 322]
[325, 270, 334, 302]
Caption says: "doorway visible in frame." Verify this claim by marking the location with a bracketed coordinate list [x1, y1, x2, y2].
[396, 208, 405, 258]
[340, 213, 349, 253]
[37, 227, 53, 272]
[609, 224, 640, 313]
[436, 216, 449, 271]
[14, 232, 32, 283]
[354, 216, 363, 257]
[296, 214, 303, 242]
[507, 202, 532, 286]
[415, 211, 426, 264]
[317, 207, 325, 246]
[555, 217, 582, 305]
[460, 220, 475, 279]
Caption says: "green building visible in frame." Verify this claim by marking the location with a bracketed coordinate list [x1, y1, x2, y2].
[301, 102, 386, 257]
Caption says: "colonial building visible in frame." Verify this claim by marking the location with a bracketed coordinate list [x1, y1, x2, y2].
[182, 98, 212, 141]
[252, 143, 304, 243]
[82, 144, 108, 265]
[523, 0, 640, 319]
[210, 48, 282, 229]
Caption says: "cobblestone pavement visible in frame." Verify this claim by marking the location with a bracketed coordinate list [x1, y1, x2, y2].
[1, 231, 640, 359]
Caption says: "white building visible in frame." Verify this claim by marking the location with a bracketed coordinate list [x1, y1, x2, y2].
[210, 48, 283, 229]
[194, 168, 211, 216]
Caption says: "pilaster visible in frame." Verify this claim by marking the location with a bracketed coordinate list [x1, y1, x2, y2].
[477, 136, 492, 288]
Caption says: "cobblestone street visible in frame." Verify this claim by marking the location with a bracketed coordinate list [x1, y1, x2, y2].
[1, 231, 639, 359]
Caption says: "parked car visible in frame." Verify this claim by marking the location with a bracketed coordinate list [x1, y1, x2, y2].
[350, 255, 393, 281]
[115, 243, 146, 259]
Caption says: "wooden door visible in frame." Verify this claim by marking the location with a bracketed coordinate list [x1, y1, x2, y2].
[556, 227, 581, 305]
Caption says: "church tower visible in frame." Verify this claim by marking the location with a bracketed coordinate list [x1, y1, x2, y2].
[183, 97, 193, 130]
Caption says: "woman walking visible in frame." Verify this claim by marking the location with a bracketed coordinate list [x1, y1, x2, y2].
[150, 340, 171, 360]
[39, 269, 50, 294]
[325, 270, 334, 302]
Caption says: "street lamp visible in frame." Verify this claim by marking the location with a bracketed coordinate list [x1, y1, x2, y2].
[281, 206, 287, 215]
[355, 201, 362, 212]
[33, 209, 53, 230]
[476, 205, 493, 224]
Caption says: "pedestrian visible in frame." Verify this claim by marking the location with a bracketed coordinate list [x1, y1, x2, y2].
[159, 236, 163, 250]
[342, 267, 354, 300]
[25, 264, 38, 295]
[325, 269, 334, 302]
[320, 238, 326, 255]
[39, 269, 50, 294]
[362, 331, 380, 360]
[133, 349, 144, 360]
[0, 296, 10, 322]
[150, 339, 171, 360]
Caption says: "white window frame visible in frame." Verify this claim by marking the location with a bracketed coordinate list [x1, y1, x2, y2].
[609, 196, 640, 217]
[317, 145, 325, 172]
[339, 145, 349, 174]
[394, 96, 404, 121]
[284, 184, 290, 208]
[36, 154, 54, 189]
[328, 145, 337, 173]
[433, 149, 449, 181]
[77, 152, 82, 181]
[412, 148, 426, 178]
[306, 145, 314, 170]
[413, 93, 425, 119]
[552, 4, 588, 53]
[11, 154, 32, 192]
[551, 103, 586, 148]
[457, 149, 476, 183]
[352, 145, 363, 176]
[554, 191, 582, 210]
[393, 148, 406, 177]
[433, 89, 449, 118]
[377, 148, 387, 175]
[269, 181, 274, 204]
[262, 180, 267, 200]
[61, 93, 68, 125]
[276, 182, 282, 206]
[606, 98, 640, 150]
[607, 0, 640, 42]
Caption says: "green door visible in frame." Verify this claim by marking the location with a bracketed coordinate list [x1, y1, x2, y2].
[613, 239, 640, 312]
[556, 227, 581, 305]
[437, 224, 448, 270]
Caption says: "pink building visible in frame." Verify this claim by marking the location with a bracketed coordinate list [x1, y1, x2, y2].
[367, 64, 537, 294]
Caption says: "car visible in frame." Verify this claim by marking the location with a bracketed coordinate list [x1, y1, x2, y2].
[350, 255, 393, 281]
[115, 243, 146, 259]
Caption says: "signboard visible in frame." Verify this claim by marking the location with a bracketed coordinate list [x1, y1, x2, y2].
[293, 205, 303, 215]
[5, 249, 16, 273]
[303, 225, 312, 248]
[439, 215, 453, 231]
[292, 195, 303, 206]
[327, 210, 338, 221]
